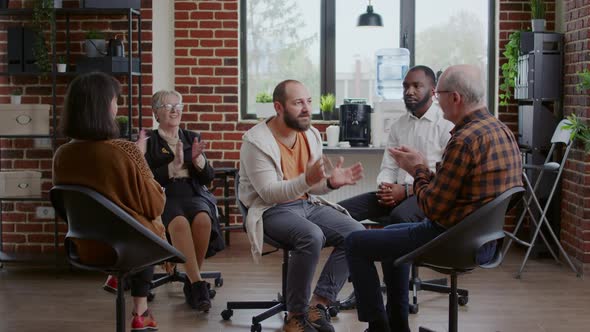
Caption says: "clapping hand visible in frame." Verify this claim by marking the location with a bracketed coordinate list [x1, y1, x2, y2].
[192, 137, 207, 161]
[324, 155, 363, 189]
[173, 140, 184, 170]
[135, 129, 148, 155]
[388, 145, 427, 175]
[305, 158, 327, 186]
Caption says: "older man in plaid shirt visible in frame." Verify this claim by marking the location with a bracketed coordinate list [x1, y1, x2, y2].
[345, 64, 523, 332]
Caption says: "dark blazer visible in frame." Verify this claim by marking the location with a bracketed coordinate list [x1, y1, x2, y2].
[145, 128, 224, 257]
[145, 129, 215, 190]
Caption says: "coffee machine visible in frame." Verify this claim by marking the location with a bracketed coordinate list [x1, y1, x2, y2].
[339, 102, 372, 147]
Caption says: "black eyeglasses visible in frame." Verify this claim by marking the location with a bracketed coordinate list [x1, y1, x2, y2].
[158, 103, 184, 112]
[434, 90, 453, 100]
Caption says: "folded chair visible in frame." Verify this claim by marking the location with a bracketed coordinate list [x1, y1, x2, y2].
[50, 185, 186, 332]
[502, 119, 580, 278]
[393, 187, 524, 332]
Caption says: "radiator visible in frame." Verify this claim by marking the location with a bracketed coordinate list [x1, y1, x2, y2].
[322, 151, 383, 203]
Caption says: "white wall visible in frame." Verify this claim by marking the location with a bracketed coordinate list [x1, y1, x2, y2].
[151, 0, 174, 127]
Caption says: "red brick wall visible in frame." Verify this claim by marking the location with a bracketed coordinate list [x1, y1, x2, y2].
[562, 0, 590, 266]
[0, 0, 153, 255]
[3, 0, 587, 269]
[497, 0, 556, 232]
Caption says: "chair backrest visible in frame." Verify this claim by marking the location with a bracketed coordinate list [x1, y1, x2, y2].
[50, 184, 185, 274]
[395, 187, 525, 271]
[234, 172, 289, 251]
[551, 119, 573, 145]
[234, 172, 248, 219]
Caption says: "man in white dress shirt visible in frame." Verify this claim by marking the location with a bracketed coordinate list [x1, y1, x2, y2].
[339, 65, 454, 224]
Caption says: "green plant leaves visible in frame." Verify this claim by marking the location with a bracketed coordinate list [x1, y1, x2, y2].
[499, 31, 521, 106]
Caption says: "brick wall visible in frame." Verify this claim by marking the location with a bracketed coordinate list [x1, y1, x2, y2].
[2, 0, 587, 269]
[562, 0, 590, 266]
[0, 0, 153, 255]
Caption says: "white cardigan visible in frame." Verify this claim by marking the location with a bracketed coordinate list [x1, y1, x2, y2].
[239, 117, 346, 261]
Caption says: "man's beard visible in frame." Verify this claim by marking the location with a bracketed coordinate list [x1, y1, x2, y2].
[404, 93, 431, 115]
[283, 111, 310, 131]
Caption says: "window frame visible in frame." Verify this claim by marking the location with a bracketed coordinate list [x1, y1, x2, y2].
[239, 0, 496, 120]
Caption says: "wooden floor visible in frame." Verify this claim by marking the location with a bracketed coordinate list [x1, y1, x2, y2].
[1, 232, 589, 332]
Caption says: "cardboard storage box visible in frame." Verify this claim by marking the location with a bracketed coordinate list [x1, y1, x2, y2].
[0, 171, 42, 198]
[0, 104, 51, 136]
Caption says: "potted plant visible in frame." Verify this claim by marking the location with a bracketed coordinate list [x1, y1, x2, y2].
[530, 0, 546, 32]
[499, 30, 520, 106]
[562, 69, 590, 152]
[320, 93, 336, 120]
[85, 29, 106, 58]
[255, 91, 274, 118]
[31, 0, 56, 74]
[10, 88, 22, 104]
[56, 55, 67, 72]
[116, 115, 129, 138]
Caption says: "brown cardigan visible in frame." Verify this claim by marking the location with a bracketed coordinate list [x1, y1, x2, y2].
[53, 139, 166, 239]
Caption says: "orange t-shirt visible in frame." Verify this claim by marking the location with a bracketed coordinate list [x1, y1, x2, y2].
[277, 132, 310, 200]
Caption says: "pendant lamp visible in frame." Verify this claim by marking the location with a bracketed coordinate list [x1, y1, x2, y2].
[357, 0, 383, 27]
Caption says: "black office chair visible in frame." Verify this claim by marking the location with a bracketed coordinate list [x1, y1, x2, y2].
[221, 173, 339, 331]
[221, 173, 288, 332]
[393, 186, 525, 332]
[340, 218, 451, 314]
[50, 185, 186, 332]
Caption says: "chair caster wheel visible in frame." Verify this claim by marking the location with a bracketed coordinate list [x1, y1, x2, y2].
[409, 304, 419, 314]
[209, 289, 216, 299]
[251, 323, 262, 332]
[147, 291, 155, 302]
[328, 305, 339, 318]
[215, 277, 223, 287]
[458, 296, 468, 306]
[221, 309, 233, 320]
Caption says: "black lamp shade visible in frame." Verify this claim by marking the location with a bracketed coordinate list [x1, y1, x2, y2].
[357, 5, 383, 27]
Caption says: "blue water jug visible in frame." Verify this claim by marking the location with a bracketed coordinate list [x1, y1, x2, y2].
[376, 48, 410, 100]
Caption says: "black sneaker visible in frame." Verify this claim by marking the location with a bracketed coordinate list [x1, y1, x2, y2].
[191, 280, 211, 312]
[307, 304, 335, 332]
[284, 314, 317, 332]
[183, 281, 196, 309]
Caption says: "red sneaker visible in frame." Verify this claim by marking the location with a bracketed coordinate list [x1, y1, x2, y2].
[131, 309, 158, 331]
[103, 275, 117, 294]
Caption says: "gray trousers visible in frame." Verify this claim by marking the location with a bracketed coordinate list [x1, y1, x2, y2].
[262, 199, 365, 313]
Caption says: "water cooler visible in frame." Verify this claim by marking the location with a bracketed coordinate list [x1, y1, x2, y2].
[371, 48, 410, 146]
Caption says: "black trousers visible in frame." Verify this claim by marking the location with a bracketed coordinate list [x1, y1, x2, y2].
[130, 266, 154, 298]
[338, 192, 425, 225]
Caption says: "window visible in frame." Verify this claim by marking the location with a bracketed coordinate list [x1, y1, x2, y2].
[411, 0, 494, 111]
[240, 0, 495, 119]
[335, 1, 400, 106]
[240, 0, 321, 119]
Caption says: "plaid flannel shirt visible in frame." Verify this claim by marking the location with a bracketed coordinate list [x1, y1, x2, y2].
[412, 107, 523, 228]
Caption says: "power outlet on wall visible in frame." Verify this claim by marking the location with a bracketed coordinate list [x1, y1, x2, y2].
[36, 206, 55, 219]
[34, 138, 52, 149]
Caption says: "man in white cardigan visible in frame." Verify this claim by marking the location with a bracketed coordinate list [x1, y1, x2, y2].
[239, 80, 365, 332]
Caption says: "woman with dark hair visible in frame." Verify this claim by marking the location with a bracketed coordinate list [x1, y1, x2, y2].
[53, 72, 165, 331]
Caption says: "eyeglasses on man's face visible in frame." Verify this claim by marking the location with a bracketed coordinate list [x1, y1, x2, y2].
[434, 90, 453, 100]
[158, 103, 184, 112]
